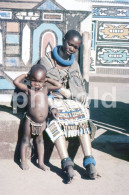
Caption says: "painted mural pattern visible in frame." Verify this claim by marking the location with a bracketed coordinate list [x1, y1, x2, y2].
[0, 0, 87, 69]
[96, 46, 129, 66]
[98, 22, 129, 41]
[92, 7, 129, 19]
[0, 0, 88, 90]
[91, 4, 129, 72]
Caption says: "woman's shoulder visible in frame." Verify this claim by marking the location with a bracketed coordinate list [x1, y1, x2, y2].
[70, 59, 80, 72]
[39, 52, 53, 69]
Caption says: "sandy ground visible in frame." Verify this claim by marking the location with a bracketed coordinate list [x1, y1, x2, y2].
[0, 148, 129, 195]
[0, 82, 129, 195]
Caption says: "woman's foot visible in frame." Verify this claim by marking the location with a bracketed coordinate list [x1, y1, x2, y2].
[20, 161, 29, 170]
[66, 165, 75, 184]
[38, 163, 50, 171]
[85, 163, 98, 179]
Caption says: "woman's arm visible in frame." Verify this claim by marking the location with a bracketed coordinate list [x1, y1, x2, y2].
[59, 88, 71, 98]
[13, 74, 28, 92]
[46, 78, 62, 91]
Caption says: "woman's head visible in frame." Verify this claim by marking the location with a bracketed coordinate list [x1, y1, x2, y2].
[62, 30, 82, 56]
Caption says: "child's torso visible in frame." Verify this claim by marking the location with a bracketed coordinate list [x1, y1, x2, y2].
[27, 86, 48, 123]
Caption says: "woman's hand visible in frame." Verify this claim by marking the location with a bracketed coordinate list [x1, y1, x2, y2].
[75, 92, 88, 105]
[51, 108, 58, 119]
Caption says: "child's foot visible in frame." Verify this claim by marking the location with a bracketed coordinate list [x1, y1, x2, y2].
[20, 161, 29, 170]
[38, 163, 50, 171]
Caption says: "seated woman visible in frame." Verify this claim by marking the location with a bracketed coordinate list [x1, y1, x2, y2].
[39, 30, 98, 183]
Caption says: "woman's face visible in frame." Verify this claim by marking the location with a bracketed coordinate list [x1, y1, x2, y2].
[63, 36, 81, 56]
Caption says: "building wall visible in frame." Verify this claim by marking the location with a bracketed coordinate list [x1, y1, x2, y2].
[0, 0, 91, 93]
[91, 0, 129, 76]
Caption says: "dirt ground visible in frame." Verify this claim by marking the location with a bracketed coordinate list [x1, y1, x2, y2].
[0, 82, 129, 195]
[0, 147, 129, 195]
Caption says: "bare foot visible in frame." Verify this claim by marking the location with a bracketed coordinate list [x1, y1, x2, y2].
[38, 163, 50, 171]
[20, 161, 29, 170]
[85, 164, 100, 179]
[66, 166, 76, 184]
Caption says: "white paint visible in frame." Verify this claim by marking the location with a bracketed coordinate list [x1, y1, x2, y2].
[92, 2, 128, 7]
[0, 94, 13, 103]
[28, 12, 33, 16]
[20, 12, 26, 16]
[46, 43, 52, 54]
[22, 24, 30, 65]
[80, 13, 92, 33]
[24, 17, 30, 20]
[56, 0, 92, 11]
[0, 32, 3, 64]
[92, 18, 129, 22]
[5, 71, 27, 80]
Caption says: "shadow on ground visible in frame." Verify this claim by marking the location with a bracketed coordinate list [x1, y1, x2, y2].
[90, 100, 129, 162]
[1, 98, 129, 180]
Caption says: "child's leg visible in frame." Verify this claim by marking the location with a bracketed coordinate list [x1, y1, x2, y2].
[36, 134, 49, 171]
[20, 118, 31, 170]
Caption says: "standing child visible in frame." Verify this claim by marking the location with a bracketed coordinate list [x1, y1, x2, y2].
[13, 64, 62, 171]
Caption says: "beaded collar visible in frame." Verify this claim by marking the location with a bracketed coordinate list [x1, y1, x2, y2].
[52, 46, 74, 66]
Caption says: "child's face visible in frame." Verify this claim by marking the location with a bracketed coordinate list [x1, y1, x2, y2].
[63, 36, 81, 56]
[30, 70, 46, 91]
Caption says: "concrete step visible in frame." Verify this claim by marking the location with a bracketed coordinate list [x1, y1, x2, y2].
[0, 106, 129, 162]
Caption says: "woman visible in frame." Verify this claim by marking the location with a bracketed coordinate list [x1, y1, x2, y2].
[39, 30, 98, 183]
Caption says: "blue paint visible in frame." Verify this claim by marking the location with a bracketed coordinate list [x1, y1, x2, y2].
[6, 57, 18, 67]
[96, 42, 129, 46]
[38, 0, 60, 10]
[32, 23, 62, 64]
[92, 7, 129, 19]
[6, 34, 19, 44]
[91, 22, 96, 50]
[0, 11, 12, 19]
[93, 15, 129, 19]
[99, 49, 129, 64]
[0, 79, 14, 90]
[125, 10, 129, 16]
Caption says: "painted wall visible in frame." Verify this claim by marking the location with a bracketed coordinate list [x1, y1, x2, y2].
[91, 0, 129, 75]
[0, 0, 91, 93]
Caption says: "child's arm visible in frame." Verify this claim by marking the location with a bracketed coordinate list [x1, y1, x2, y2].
[45, 78, 62, 91]
[13, 74, 28, 92]
[46, 78, 71, 98]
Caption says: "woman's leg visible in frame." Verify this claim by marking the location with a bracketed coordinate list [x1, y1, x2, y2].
[79, 133, 97, 179]
[55, 135, 75, 182]
[55, 135, 68, 160]
[36, 134, 49, 171]
[79, 133, 92, 156]
[20, 118, 30, 170]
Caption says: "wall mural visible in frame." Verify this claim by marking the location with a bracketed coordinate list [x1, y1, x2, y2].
[91, 5, 129, 72]
[0, 0, 88, 90]
[98, 22, 129, 41]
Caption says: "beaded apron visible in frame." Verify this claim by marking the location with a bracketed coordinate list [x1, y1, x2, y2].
[46, 99, 90, 142]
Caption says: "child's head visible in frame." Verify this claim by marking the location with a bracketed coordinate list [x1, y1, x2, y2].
[29, 64, 47, 90]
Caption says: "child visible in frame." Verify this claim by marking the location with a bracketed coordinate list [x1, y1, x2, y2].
[13, 64, 62, 170]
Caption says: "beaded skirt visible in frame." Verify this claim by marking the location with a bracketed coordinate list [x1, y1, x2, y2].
[46, 99, 90, 142]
